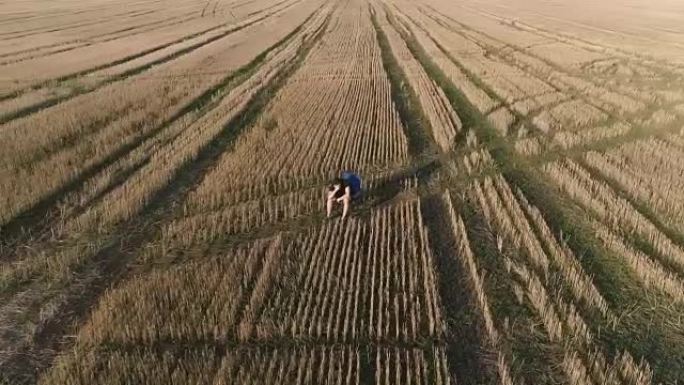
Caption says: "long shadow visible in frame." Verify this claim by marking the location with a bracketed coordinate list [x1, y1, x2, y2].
[420, 194, 497, 385]
[370, 6, 438, 159]
[0, 8, 321, 254]
[578, 156, 684, 277]
[360, 157, 440, 209]
[207, 159, 442, 252]
[371, 6, 496, 384]
[0, 13, 331, 384]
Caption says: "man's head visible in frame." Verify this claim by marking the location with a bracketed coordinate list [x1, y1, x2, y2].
[328, 177, 344, 192]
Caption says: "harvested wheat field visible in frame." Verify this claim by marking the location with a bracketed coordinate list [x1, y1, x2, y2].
[1, 0, 683, 383]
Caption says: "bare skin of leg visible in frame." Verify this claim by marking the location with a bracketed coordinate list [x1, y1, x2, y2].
[341, 195, 350, 219]
[326, 195, 351, 218]
[326, 196, 335, 218]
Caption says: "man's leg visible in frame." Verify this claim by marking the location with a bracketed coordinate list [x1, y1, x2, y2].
[341, 195, 350, 219]
[327, 196, 335, 218]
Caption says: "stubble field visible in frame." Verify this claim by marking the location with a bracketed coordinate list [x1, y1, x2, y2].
[1, 0, 683, 384]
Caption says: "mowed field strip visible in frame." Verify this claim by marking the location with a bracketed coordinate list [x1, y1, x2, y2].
[1, 0, 683, 384]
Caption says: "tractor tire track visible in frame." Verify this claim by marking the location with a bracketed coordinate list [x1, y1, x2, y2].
[0, 11, 201, 64]
[0, 3, 325, 252]
[1, 0, 297, 65]
[416, 6, 684, 155]
[0, 10, 331, 384]
[0, 0, 183, 35]
[372, 6, 498, 383]
[0, 0, 302, 108]
[0, 0, 304, 135]
[0, 9, 294, 168]
[409, 6, 651, 143]
[423, 4, 674, 105]
[0, 9, 158, 40]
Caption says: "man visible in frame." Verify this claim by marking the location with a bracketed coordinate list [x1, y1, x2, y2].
[326, 171, 362, 219]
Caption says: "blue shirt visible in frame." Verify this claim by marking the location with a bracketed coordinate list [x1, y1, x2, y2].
[341, 171, 361, 195]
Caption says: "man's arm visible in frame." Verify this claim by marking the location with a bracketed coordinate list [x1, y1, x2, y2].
[336, 186, 352, 203]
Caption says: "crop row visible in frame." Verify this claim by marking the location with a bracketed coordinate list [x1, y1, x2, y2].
[375, 347, 451, 385]
[185, 3, 409, 213]
[584, 137, 684, 235]
[374, 5, 461, 152]
[469, 173, 652, 384]
[387, 9, 500, 114]
[172, 160, 419, 234]
[513, 136, 543, 156]
[0, 0, 287, 97]
[392, 6, 520, 135]
[56, 199, 442, 351]
[420, 3, 650, 114]
[419, 10, 555, 105]
[39, 345, 452, 385]
[404, 7, 556, 127]
[0, 0, 323, 229]
[544, 158, 684, 275]
[550, 122, 631, 151]
[162, 167, 421, 247]
[0, 6, 327, 302]
[182, 174, 326, 213]
[472, 173, 613, 318]
[0, 3, 201, 63]
[0, 2, 269, 120]
[0, 0, 204, 45]
[163, 186, 322, 246]
[79, 237, 283, 346]
[387, 0, 656, 147]
[592, 220, 684, 303]
[532, 99, 608, 134]
[504, 254, 651, 385]
[441, 191, 515, 385]
[67, 6, 328, 234]
[254, 200, 444, 341]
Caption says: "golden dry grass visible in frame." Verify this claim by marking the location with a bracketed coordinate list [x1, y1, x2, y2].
[2, 0, 684, 383]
